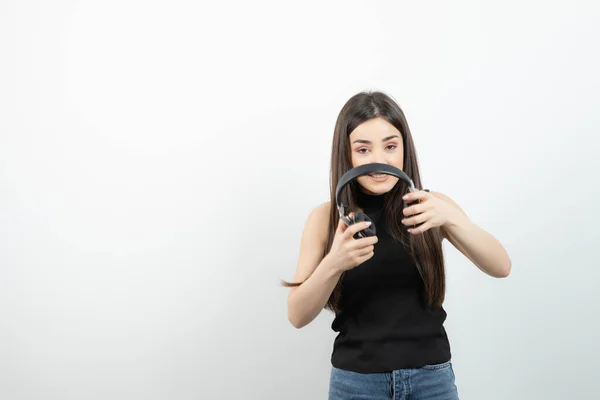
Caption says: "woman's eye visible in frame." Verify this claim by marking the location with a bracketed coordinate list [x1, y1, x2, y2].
[356, 144, 396, 153]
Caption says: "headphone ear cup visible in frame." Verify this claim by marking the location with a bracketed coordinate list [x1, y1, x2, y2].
[351, 212, 376, 239]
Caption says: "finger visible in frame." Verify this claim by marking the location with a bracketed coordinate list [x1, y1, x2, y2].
[354, 249, 374, 260]
[403, 203, 424, 217]
[402, 211, 430, 226]
[407, 220, 433, 234]
[355, 244, 374, 256]
[354, 235, 378, 247]
[356, 250, 375, 265]
[402, 190, 431, 204]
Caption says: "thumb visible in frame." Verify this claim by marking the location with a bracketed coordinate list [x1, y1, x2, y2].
[337, 215, 348, 234]
[337, 212, 353, 234]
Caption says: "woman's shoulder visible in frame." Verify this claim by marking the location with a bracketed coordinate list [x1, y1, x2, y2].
[310, 200, 331, 217]
[303, 201, 331, 242]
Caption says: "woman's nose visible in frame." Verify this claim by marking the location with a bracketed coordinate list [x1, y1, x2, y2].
[371, 151, 387, 164]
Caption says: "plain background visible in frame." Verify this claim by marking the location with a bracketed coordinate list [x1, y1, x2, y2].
[1, 1, 599, 399]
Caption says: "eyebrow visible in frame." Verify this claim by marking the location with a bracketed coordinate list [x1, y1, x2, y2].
[352, 135, 400, 144]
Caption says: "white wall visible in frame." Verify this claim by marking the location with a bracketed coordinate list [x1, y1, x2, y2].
[1, 1, 599, 399]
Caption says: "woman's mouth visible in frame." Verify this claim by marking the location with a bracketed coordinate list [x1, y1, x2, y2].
[368, 174, 389, 182]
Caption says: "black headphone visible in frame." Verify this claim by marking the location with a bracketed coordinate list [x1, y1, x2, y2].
[335, 163, 418, 239]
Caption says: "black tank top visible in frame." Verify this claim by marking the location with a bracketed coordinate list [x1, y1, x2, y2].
[330, 189, 451, 373]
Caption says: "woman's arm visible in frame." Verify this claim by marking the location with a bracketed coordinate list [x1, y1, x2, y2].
[434, 192, 512, 278]
[286, 202, 341, 329]
[401, 190, 512, 278]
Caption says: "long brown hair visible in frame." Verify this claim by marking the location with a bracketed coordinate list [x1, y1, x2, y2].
[282, 90, 445, 312]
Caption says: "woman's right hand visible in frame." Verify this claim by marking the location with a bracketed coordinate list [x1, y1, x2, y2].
[326, 213, 378, 273]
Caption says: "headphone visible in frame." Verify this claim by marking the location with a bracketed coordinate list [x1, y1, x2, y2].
[335, 163, 419, 239]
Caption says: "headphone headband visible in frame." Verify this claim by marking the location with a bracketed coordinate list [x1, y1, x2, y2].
[335, 163, 416, 220]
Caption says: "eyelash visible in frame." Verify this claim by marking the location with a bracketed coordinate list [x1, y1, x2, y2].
[356, 144, 397, 154]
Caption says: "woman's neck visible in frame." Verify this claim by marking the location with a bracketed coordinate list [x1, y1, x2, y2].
[356, 189, 386, 210]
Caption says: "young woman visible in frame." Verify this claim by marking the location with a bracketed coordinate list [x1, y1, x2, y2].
[282, 91, 511, 400]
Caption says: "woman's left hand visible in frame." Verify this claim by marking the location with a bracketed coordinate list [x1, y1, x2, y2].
[401, 190, 463, 234]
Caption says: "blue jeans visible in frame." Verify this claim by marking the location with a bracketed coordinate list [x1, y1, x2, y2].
[328, 360, 459, 400]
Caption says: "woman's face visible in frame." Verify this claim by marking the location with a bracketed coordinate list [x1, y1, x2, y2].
[348, 117, 404, 195]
